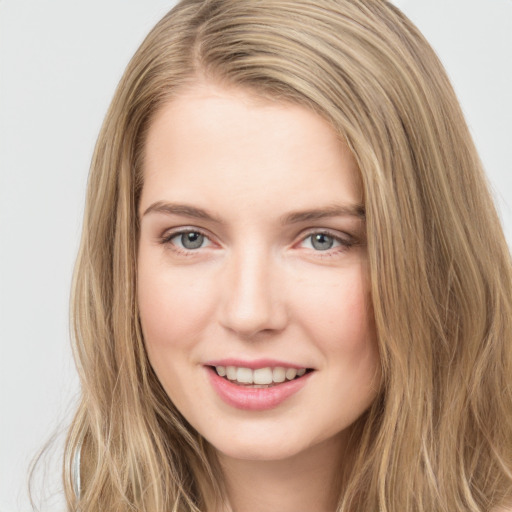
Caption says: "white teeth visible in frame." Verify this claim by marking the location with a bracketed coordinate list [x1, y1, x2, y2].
[236, 367, 253, 384]
[226, 366, 237, 380]
[285, 368, 297, 380]
[214, 365, 309, 384]
[272, 367, 286, 383]
[253, 367, 273, 385]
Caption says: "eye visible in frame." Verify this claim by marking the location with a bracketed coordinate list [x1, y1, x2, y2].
[168, 230, 211, 250]
[308, 233, 338, 251]
[299, 232, 352, 252]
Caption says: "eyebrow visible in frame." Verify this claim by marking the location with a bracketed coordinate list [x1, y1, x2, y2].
[280, 204, 365, 224]
[142, 201, 365, 224]
[142, 201, 223, 224]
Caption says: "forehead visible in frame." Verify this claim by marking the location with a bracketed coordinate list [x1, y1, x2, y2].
[140, 82, 362, 218]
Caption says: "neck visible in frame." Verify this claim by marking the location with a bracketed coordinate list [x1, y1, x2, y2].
[215, 433, 348, 512]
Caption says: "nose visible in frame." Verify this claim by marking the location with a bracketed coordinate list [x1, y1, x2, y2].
[219, 246, 288, 339]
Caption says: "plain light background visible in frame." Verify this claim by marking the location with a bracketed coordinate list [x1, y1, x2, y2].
[1, 1, 511, 511]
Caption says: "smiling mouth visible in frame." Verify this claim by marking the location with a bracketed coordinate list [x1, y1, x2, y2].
[209, 365, 314, 388]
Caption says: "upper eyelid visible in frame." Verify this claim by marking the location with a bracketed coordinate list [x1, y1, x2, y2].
[296, 227, 355, 243]
[160, 228, 215, 253]
[161, 226, 212, 240]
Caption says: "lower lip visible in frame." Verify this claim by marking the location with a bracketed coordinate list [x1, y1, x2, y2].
[206, 367, 313, 411]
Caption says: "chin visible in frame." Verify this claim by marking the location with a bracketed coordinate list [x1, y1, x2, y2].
[214, 440, 305, 462]
[202, 425, 300, 461]
[205, 420, 344, 464]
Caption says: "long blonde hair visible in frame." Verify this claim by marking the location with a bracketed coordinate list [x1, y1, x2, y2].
[65, 0, 512, 510]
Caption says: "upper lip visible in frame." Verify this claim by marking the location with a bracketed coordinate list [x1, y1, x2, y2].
[203, 358, 313, 370]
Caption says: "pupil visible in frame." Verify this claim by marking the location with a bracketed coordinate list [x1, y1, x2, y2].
[182, 232, 204, 249]
[312, 233, 333, 251]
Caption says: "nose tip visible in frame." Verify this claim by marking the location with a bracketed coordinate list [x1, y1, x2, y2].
[222, 295, 283, 339]
[219, 253, 287, 339]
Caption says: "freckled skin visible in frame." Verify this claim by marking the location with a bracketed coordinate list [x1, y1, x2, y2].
[137, 82, 380, 466]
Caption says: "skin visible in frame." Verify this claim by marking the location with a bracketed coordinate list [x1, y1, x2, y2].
[137, 81, 381, 512]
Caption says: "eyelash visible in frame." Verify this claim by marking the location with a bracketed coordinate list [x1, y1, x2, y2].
[159, 228, 212, 256]
[159, 228, 356, 257]
[299, 230, 356, 257]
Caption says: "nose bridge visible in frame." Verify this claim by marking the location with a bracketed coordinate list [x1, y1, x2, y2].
[220, 243, 286, 337]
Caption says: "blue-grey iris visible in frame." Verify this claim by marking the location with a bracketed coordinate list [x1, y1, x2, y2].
[182, 232, 204, 249]
[311, 233, 334, 251]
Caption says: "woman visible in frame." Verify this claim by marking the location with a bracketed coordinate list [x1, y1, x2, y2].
[65, 0, 512, 510]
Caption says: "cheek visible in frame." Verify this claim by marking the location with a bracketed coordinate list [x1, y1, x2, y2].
[288, 266, 380, 438]
[294, 266, 375, 351]
[294, 264, 380, 397]
[137, 254, 216, 354]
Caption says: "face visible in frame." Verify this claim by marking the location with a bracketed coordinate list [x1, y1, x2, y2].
[138, 82, 380, 462]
